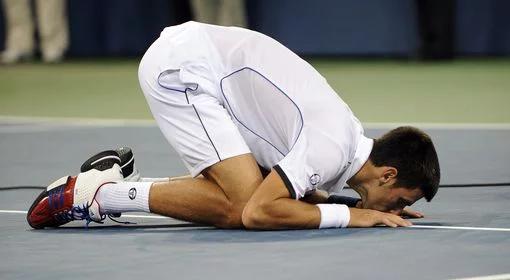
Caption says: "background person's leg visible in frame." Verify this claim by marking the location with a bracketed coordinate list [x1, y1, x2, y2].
[1, 0, 34, 63]
[218, 0, 247, 27]
[190, 0, 219, 24]
[35, 0, 68, 62]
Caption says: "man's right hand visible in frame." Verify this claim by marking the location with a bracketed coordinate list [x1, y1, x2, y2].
[348, 208, 412, 228]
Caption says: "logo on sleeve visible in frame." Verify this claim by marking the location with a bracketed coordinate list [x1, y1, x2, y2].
[128, 188, 137, 200]
[309, 174, 321, 186]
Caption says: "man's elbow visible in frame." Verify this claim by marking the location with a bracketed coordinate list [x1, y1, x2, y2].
[241, 202, 274, 230]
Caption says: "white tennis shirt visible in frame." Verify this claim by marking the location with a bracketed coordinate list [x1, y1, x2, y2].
[160, 22, 373, 199]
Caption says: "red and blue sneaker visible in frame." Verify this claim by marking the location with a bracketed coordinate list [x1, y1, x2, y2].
[27, 151, 123, 229]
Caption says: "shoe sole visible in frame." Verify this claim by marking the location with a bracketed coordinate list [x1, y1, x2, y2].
[115, 147, 135, 177]
[80, 148, 133, 177]
[26, 176, 71, 229]
[80, 150, 122, 172]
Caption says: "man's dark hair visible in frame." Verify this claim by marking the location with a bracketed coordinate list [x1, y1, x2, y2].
[369, 126, 440, 201]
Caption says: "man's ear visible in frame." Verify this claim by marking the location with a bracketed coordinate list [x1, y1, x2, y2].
[379, 167, 398, 185]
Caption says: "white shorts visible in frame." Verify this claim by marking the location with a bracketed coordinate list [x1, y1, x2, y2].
[137, 25, 250, 177]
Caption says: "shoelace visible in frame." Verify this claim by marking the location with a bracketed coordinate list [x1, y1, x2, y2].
[107, 214, 136, 225]
[53, 204, 95, 226]
[48, 185, 135, 227]
[48, 185, 91, 224]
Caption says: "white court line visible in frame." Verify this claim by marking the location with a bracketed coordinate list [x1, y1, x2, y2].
[450, 273, 510, 280]
[364, 122, 510, 130]
[410, 225, 510, 232]
[0, 115, 156, 127]
[0, 210, 167, 219]
[122, 214, 166, 219]
[1, 115, 509, 130]
[0, 210, 27, 214]
[1, 210, 509, 230]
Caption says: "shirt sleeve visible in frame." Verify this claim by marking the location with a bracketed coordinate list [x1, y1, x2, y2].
[274, 133, 349, 200]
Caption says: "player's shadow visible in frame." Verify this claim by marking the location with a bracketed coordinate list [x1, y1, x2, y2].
[27, 221, 449, 243]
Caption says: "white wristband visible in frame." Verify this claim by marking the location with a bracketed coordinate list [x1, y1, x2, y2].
[317, 204, 350, 229]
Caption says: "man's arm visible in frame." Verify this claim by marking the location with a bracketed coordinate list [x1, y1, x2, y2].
[302, 189, 423, 218]
[242, 169, 413, 229]
[301, 191, 361, 208]
[300, 190, 329, 204]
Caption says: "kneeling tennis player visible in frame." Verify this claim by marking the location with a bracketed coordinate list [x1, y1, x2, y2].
[27, 21, 440, 230]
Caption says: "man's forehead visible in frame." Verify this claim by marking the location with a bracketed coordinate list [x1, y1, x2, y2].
[403, 187, 424, 202]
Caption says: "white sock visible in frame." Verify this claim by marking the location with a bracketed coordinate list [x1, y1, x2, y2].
[96, 181, 153, 214]
[140, 177, 169, 182]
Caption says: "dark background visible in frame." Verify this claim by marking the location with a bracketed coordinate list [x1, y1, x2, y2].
[0, 0, 509, 57]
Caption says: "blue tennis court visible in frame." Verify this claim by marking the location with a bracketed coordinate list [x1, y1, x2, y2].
[1, 120, 509, 280]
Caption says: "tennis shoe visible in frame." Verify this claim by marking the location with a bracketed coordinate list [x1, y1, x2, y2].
[27, 152, 123, 229]
[81, 147, 140, 181]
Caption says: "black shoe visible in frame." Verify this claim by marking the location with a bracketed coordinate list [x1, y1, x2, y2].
[81, 147, 139, 180]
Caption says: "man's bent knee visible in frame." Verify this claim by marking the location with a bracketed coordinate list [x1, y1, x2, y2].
[203, 154, 263, 204]
[214, 202, 245, 229]
[199, 154, 263, 228]
[241, 201, 268, 230]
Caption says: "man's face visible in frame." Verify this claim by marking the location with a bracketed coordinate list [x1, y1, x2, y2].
[362, 184, 423, 215]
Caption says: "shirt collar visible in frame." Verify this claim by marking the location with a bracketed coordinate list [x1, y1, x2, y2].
[347, 135, 373, 182]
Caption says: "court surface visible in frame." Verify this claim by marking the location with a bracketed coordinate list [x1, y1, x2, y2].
[1, 119, 509, 280]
